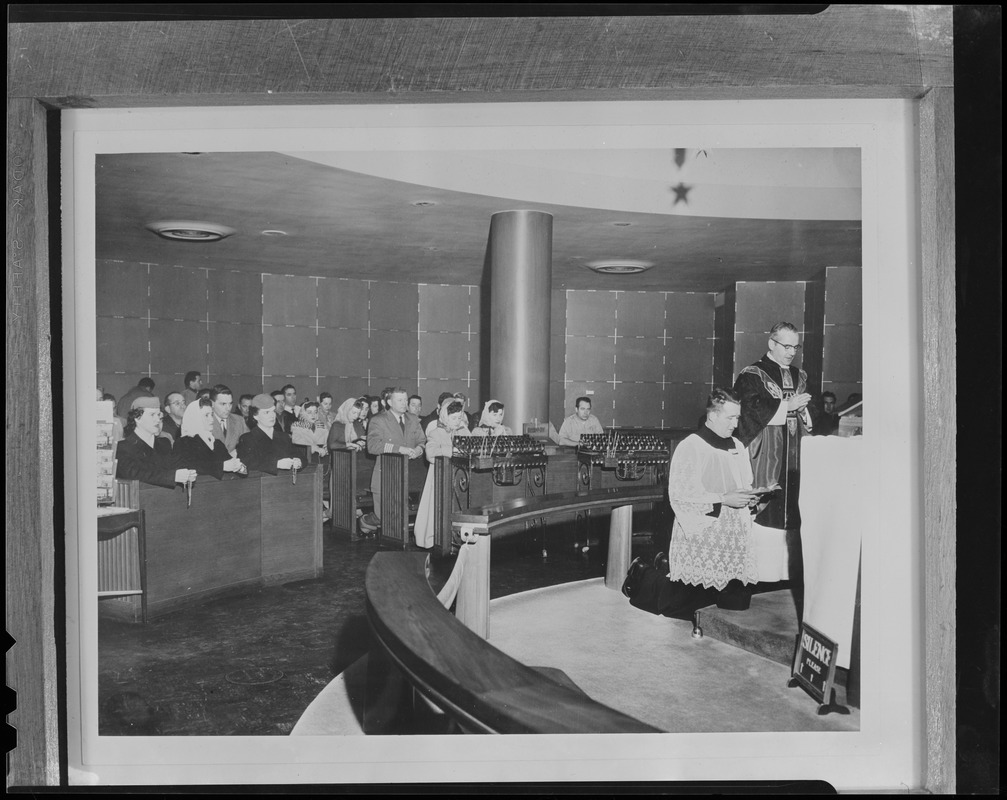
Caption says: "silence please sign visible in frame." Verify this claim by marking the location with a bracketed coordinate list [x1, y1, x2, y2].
[788, 622, 848, 715]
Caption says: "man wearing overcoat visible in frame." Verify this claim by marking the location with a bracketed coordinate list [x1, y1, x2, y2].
[360, 387, 426, 532]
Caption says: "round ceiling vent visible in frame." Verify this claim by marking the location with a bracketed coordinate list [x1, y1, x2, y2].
[145, 220, 236, 242]
[586, 260, 654, 275]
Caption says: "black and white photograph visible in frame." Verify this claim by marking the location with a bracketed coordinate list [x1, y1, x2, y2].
[10, 5, 988, 794]
[62, 98, 910, 788]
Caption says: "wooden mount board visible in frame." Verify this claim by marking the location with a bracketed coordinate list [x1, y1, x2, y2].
[6, 5, 957, 791]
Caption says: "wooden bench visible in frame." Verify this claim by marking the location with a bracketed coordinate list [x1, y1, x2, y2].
[103, 466, 323, 621]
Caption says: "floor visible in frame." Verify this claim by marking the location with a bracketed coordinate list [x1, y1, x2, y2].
[98, 519, 613, 735]
[98, 518, 855, 736]
[293, 579, 858, 736]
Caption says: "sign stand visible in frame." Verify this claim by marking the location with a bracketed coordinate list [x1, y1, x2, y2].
[788, 622, 850, 716]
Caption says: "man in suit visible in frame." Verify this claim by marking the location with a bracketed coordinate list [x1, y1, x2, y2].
[115, 396, 197, 488]
[160, 391, 187, 443]
[360, 387, 426, 533]
[208, 384, 249, 457]
[278, 384, 300, 434]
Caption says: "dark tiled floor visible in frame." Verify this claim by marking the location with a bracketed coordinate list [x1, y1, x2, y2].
[98, 519, 629, 736]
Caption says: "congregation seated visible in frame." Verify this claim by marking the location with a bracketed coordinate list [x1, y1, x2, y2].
[174, 397, 248, 479]
[471, 399, 513, 437]
[236, 393, 303, 475]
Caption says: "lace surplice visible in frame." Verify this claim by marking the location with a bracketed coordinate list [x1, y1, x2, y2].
[667, 434, 758, 590]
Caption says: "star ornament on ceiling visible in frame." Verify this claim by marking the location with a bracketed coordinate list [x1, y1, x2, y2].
[670, 182, 692, 206]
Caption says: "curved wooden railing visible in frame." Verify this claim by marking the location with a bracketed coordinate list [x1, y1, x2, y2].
[364, 484, 668, 734]
[364, 551, 660, 734]
[450, 484, 667, 636]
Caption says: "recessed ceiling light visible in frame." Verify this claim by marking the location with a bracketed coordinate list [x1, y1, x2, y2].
[261, 229, 288, 237]
[586, 260, 654, 275]
[412, 200, 438, 207]
[145, 220, 235, 242]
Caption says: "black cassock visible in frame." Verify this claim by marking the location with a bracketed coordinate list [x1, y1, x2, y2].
[733, 355, 810, 531]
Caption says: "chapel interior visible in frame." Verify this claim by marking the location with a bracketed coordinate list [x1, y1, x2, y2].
[92, 135, 864, 738]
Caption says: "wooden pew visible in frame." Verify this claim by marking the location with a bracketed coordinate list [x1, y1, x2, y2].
[374, 453, 429, 550]
[101, 465, 322, 621]
[328, 447, 375, 541]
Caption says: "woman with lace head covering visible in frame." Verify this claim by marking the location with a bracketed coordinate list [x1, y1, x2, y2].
[471, 399, 513, 437]
[327, 397, 368, 451]
[174, 397, 247, 479]
[413, 399, 471, 550]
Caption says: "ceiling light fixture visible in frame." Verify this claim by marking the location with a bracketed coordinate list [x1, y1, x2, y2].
[261, 229, 288, 237]
[586, 260, 654, 275]
[145, 220, 236, 242]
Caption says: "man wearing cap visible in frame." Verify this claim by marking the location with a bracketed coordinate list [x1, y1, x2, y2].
[115, 396, 197, 488]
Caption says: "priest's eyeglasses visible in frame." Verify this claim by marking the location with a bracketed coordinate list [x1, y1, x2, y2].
[770, 339, 802, 353]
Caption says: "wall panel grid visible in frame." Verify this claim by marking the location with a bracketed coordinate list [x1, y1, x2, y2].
[561, 290, 716, 429]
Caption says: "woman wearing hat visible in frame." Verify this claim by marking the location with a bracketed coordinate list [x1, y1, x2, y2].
[114, 396, 198, 488]
[174, 397, 248, 479]
[236, 393, 303, 474]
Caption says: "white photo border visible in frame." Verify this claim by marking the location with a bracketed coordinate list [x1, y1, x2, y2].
[64, 99, 919, 789]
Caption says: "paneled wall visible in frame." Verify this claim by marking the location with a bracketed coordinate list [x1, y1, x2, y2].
[731, 281, 808, 376]
[97, 260, 859, 430]
[557, 290, 716, 429]
[713, 271, 862, 403]
[96, 259, 481, 410]
[820, 266, 863, 404]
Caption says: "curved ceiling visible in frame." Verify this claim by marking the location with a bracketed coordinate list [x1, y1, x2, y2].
[95, 148, 862, 292]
